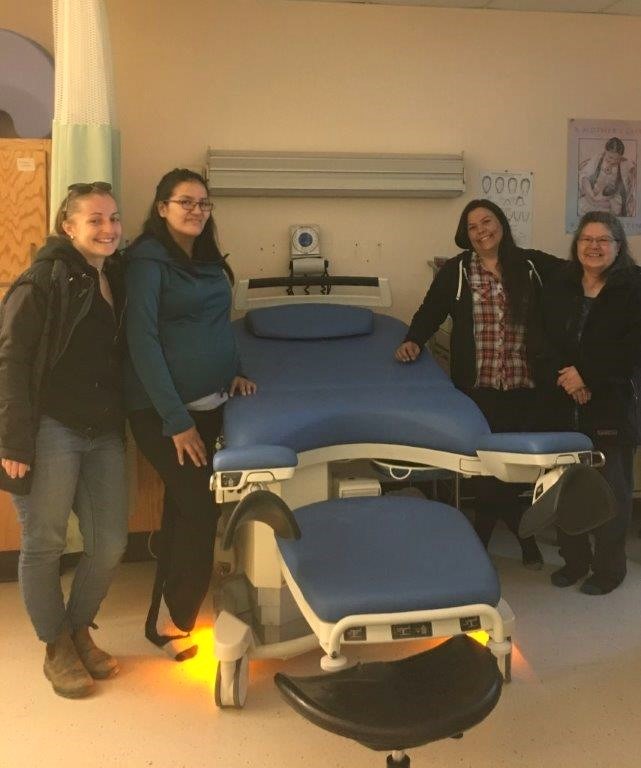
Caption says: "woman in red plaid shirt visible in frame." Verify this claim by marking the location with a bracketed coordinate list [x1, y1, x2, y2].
[395, 199, 563, 567]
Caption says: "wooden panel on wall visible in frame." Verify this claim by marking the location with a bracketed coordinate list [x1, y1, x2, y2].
[0, 493, 21, 551]
[128, 449, 164, 533]
[0, 138, 50, 296]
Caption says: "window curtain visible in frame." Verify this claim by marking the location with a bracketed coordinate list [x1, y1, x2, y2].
[50, 0, 120, 222]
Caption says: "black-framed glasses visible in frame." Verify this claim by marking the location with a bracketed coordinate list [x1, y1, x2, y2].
[67, 181, 112, 194]
[578, 236, 617, 247]
[62, 181, 113, 216]
[164, 198, 214, 212]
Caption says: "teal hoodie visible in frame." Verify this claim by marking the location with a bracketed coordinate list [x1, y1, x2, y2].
[124, 237, 239, 436]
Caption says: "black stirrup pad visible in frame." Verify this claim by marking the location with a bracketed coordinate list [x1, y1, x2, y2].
[222, 489, 301, 550]
[274, 635, 502, 751]
[519, 464, 617, 539]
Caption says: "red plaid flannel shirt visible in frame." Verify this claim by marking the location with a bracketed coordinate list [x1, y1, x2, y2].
[469, 254, 534, 390]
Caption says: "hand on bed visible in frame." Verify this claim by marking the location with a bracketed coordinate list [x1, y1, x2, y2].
[395, 341, 421, 363]
[172, 426, 207, 467]
[229, 376, 257, 397]
[557, 366, 586, 395]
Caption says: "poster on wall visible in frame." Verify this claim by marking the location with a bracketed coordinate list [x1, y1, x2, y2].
[479, 170, 533, 247]
[566, 118, 640, 235]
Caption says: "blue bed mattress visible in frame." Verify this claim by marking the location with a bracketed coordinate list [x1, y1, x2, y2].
[222, 306, 490, 458]
[277, 496, 501, 623]
[214, 304, 592, 472]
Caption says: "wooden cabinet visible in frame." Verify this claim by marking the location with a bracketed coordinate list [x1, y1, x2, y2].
[0, 139, 51, 555]
[0, 138, 50, 297]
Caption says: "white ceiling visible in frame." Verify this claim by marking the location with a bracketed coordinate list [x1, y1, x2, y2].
[287, 0, 641, 16]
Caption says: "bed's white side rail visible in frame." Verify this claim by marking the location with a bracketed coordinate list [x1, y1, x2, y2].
[477, 448, 600, 483]
[278, 555, 513, 667]
[295, 443, 483, 475]
[234, 276, 392, 310]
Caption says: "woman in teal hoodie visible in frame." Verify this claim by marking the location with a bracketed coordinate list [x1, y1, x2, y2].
[125, 168, 256, 660]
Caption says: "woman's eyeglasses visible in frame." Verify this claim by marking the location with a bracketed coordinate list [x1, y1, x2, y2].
[67, 181, 112, 194]
[165, 198, 214, 212]
[578, 236, 617, 247]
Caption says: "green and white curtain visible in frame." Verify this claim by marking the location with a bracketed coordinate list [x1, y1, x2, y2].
[50, 0, 120, 222]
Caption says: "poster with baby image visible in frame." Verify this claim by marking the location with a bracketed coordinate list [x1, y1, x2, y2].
[566, 118, 640, 235]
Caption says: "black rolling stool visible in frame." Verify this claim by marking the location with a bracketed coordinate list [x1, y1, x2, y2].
[275, 634, 503, 767]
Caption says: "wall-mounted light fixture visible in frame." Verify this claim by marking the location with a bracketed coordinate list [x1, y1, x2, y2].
[206, 150, 465, 198]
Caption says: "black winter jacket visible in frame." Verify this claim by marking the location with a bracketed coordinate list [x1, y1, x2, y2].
[404, 248, 563, 390]
[532, 261, 641, 444]
[0, 237, 125, 464]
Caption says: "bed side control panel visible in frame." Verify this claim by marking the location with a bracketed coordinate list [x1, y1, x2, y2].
[220, 471, 244, 488]
[459, 616, 482, 632]
[343, 626, 367, 642]
[216, 466, 297, 490]
[391, 621, 433, 640]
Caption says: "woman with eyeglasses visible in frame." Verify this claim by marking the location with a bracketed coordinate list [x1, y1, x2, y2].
[534, 211, 641, 595]
[125, 168, 256, 661]
[0, 182, 128, 698]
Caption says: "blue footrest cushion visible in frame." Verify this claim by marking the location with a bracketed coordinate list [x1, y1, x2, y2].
[276, 496, 500, 624]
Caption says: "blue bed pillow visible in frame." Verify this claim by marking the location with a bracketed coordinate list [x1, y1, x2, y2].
[245, 304, 374, 340]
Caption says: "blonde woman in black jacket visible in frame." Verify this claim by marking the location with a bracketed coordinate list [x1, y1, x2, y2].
[396, 199, 563, 566]
[535, 211, 641, 595]
[0, 183, 128, 697]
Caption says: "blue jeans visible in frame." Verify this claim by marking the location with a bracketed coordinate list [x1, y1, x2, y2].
[12, 416, 128, 643]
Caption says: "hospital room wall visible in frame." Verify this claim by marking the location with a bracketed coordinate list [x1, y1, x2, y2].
[3, 0, 641, 323]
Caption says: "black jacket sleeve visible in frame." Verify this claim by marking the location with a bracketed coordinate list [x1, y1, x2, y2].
[526, 250, 565, 284]
[0, 282, 47, 463]
[577, 273, 641, 388]
[404, 257, 460, 347]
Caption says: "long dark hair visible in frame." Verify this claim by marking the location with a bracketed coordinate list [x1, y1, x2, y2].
[454, 198, 530, 323]
[570, 211, 634, 277]
[135, 168, 234, 283]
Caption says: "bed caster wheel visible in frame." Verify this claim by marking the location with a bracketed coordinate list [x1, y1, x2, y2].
[320, 653, 348, 671]
[387, 752, 410, 767]
[214, 655, 249, 708]
[487, 637, 512, 683]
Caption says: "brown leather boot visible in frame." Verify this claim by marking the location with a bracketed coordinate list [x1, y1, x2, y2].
[72, 626, 119, 679]
[44, 631, 95, 698]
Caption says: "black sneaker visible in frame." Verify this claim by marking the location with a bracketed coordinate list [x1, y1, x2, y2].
[550, 565, 588, 588]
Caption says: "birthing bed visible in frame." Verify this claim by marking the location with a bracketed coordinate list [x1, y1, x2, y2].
[214, 303, 593, 495]
[211, 299, 595, 708]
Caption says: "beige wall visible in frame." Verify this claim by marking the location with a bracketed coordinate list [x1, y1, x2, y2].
[3, 0, 641, 321]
